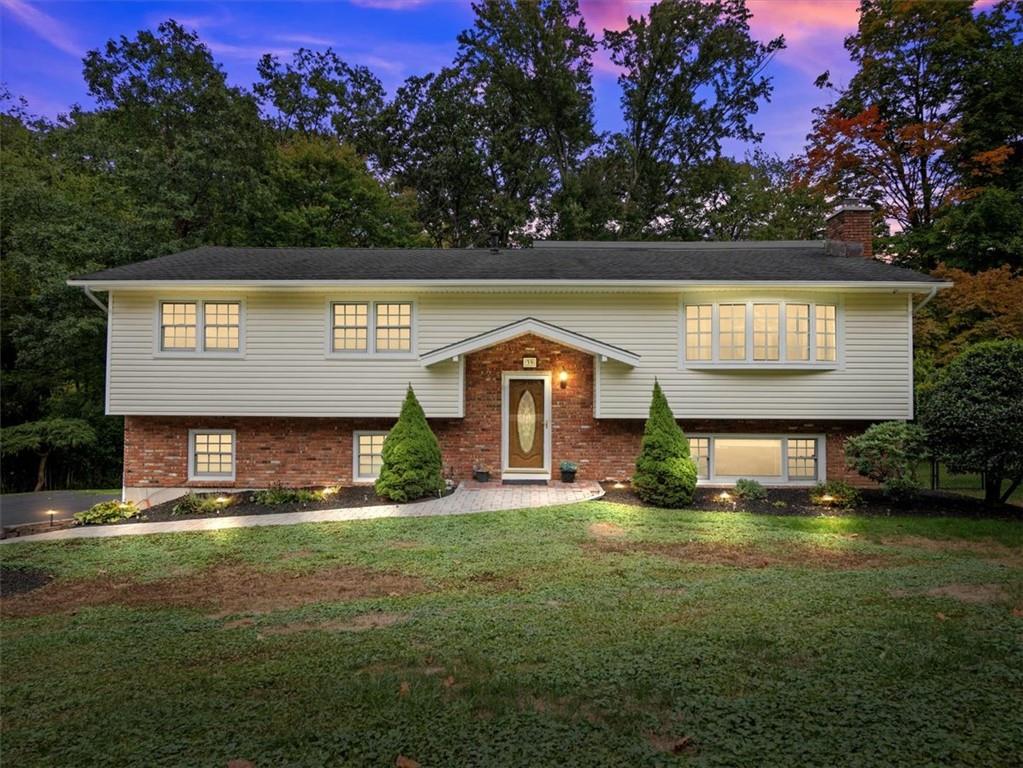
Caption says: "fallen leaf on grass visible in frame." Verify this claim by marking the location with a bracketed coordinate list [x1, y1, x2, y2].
[936, 612, 948, 621]
[1012, 607, 1022, 618]
[396, 756, 420, 768]
[399, 681, 411, 697]
[227, 760, 255, 768]
[443, 675, 456, 688]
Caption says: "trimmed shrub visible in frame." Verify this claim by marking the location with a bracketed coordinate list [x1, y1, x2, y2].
[632, 380, 697, 508]
[74, 500, 140, 525]
[810, 480, 861, 509]
[734, 478, 767, 502]
[172, 493, 234, 516]
[251, 485, 321, 505]
[845, 421, 929, 498]
[375, 385, 445, 502]
[919, 340, 1023, 505]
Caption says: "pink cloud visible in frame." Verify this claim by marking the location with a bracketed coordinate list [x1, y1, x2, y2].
[349, 0, 432, 9]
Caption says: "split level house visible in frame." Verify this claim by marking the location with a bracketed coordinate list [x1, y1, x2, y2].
[69, 202, 950, 506]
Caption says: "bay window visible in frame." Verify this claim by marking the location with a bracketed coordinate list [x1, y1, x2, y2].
[681, 300, 838, 367]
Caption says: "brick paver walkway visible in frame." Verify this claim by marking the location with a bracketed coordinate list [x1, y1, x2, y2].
[1, 481, 604, 544]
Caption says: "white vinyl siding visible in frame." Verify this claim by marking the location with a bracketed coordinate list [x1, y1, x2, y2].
[107, 289, 912, 420]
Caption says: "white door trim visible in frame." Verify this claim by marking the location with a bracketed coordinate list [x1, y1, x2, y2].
[501, 371, 552, 480]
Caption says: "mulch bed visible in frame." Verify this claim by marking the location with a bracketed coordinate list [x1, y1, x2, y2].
[122, 485, 456, 524]
[599, 482, 1022, 519]
[0, 565, 54, 597]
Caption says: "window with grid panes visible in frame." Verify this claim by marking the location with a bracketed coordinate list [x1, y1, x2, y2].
[718, 304, 746, 360]
[203, 302, 240, 351]
[192, 432, 234, 477]
[688, 437, 710, 479]
[332, 303, 369, 352]
[160, 302, 197, 350]
[786, 438, 818, 479]
[785, 304, 810, 361]
[753, 304, 780, 360]
[375, 303, 412, 352]
[685, 304, 712, 361]
[815, 304, 837, 361]
[356, 433, 387, 479]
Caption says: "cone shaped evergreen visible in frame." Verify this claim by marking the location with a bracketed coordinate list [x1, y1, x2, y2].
[632, 380, 697, 508]
[375, 385, 445, 502]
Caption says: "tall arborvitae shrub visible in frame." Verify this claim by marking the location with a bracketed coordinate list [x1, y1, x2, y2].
[375, 385, 446, 502]
[632, 380, 697, 508]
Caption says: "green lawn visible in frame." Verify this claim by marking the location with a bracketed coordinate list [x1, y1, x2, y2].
[2, 502, 1021, 767]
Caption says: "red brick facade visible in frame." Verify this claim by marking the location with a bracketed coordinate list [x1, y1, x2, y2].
[124, 333, 872, 493]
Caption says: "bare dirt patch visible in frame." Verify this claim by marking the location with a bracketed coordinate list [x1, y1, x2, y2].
[881, 536, 1022, 567]
[0, 565, 53, 597]
[0, 565, 426, 618]
[257, 611, 411, 636]
[891, 583, 1010, 604]
[588, 522, 625, 538]
[584, 539, 899, 570]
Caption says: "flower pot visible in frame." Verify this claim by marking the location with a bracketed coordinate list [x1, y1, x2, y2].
[473, 470, 491, 483]
[560, 470, 577, 483]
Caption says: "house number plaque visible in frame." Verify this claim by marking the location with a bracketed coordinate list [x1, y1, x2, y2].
[522, 356, 538, 369]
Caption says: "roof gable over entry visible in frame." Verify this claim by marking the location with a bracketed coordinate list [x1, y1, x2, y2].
[420, 317, 641, 368]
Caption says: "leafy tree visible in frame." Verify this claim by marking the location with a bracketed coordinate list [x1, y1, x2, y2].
[632, 380, 697, 508]
[256, 136, 424, 247]
[255, 47, 384, 150]
[603, 0, 784, 236]
[845, 421, 929, 499]
[1, 418, 97, 491]
[914, 264, 1023, 365]
[457, 0, 597, 236]
[82, 20, 270, 244]
[919, 340, 1023, 505]
[375, 386, 446, 502]
[673, 152, 827, 240]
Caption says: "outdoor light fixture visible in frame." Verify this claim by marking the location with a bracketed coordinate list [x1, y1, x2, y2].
[717, 491, 732, 502]
[46, 509, 58, 527]
[613, 481, 626, 490]
[559, 370, 569, 389]
[215, 496, 230, 505]
[820, 494, 835, 504]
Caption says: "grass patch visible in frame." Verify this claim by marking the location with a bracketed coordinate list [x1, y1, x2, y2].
[2, 502, 1021, 766]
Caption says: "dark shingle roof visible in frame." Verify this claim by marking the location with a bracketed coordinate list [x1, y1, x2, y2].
[70, 242, 944, 284]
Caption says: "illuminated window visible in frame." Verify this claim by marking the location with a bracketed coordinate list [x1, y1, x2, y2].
[816, 304, 837, 361]
[689, 437, 710, 479]
[753, 304, 780, 361]
[685, 304, 712, 361]
[161, 302, 197, 351]
[332, 303, 369, 352]
[203, 302, 240, 351]
[786, 304, 810, 361]
[190, 430, 235, 479]
[718, 304, 746, 360]
[715, 438, 783, 477]
[376, 303, 413, 352]
[787, 438, 817, 480]
[355, 432, 387, 481]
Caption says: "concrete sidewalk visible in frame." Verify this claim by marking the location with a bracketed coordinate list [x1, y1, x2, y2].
[1, 481, 603, 544]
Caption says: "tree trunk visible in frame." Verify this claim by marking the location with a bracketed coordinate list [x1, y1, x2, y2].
[34, 451, 49, 493]
[984, 473, 1002, 506]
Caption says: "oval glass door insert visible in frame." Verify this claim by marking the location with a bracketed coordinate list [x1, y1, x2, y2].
[517, 390, 537, 452]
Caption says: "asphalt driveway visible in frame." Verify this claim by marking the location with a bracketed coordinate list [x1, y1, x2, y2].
[0, 490, 119, 528]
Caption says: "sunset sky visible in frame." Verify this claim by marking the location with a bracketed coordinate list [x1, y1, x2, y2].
[1, 0, 871, 159]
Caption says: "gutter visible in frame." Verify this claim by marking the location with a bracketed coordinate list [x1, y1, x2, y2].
[82, 286, 108, 312]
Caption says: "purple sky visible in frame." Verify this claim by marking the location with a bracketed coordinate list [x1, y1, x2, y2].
[1, 0, 874, 159]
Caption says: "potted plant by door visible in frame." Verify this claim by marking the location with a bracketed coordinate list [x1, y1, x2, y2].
[472, 459, 492, 483]
[560, 460, 578, 483]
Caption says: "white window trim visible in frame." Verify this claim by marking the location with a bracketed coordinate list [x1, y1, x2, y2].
[689, 433, 826, 486]
[325, 298, 417, 359]
[353, 430, 388, 484]
[188, 428, 237, 482]
[679, 298, 843, 371]
[154, 298, 245, 358]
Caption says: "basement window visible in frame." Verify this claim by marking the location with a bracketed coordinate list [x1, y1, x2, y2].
[689, 435, 824, 485]
[189, 429, 236, 481]
[354, 431, 387, 482]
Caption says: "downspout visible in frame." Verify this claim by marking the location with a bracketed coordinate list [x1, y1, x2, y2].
[911, 286, 938, 314]
[82, 286, 108, 313]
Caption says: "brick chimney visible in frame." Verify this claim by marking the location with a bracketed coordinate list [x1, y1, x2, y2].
[826, 199, 874, 259]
